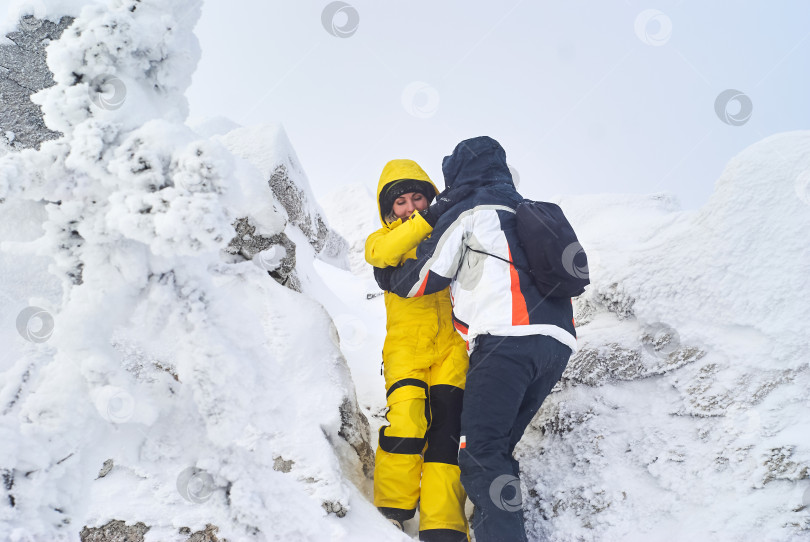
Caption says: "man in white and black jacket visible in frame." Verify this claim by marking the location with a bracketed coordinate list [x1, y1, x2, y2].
[374, 136, 577, 542]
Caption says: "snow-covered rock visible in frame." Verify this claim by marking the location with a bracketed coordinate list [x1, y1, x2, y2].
[218, 123, 350, 274]
[0, 3, 390, 541]
[519, 131, 810, 541]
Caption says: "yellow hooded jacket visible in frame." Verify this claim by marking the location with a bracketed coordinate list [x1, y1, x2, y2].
[365, 159, 469, 537]
[365, 159, 466, 379]
[368, 162, 446, 359]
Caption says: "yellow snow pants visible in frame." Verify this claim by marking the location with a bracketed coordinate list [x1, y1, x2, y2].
[374, 289, 470, 541]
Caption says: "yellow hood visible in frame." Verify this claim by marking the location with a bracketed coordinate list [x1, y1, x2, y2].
[376, 159, 439, 227]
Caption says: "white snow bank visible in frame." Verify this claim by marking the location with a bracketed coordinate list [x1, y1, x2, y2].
[519, 131, 810, 541]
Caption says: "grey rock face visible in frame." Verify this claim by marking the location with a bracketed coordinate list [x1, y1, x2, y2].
[97, 459, 114, 479]
[179, 524, 227, 542]
[81, 521, 228, 542]
[1, 468, 13, 507]
[0, 16, 74, 150]
[225, 217, 300, 291]
[338, 397, 374, 478]
[574, 282, 636, 325]
[563, 343, 644, 386]
[268, 163, 348, 259]
[760, 446, 807, 486]
[272, 456, 294, 473]
[563, 340, 705, 387]
[80, 520, 150, 542]
[269, 164, 325, 249]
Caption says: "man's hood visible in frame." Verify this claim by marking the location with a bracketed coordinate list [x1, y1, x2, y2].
[441, 136, 515, 190]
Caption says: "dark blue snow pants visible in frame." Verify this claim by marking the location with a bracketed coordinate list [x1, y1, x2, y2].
[458, 334, 572, 542]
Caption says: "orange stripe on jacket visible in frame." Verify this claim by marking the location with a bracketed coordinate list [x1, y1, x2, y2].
[453, 319, 469, 335]
[414, 274, 430, 297]
[508, 247, 530, 325]
[571, 299, 576, 329]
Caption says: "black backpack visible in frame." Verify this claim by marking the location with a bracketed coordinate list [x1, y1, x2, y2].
[468, 200, 590, 298]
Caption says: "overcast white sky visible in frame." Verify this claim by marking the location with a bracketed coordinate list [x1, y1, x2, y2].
[3, 1, 808, 209]
[184, 1, 809, 210]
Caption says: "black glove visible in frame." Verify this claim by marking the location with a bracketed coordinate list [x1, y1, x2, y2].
[420, 185, 474, 226]
[373, 266, 396, 291]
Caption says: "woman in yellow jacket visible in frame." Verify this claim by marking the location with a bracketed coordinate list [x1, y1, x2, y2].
[366, 159, 469, 542]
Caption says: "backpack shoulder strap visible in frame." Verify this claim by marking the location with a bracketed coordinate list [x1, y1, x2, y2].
[466, 246, 529, 273]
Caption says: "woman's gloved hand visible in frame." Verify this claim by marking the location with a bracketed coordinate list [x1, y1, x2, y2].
[419, 185, 475, 226]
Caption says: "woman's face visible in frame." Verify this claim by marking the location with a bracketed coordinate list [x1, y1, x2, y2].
[391, 192, 428, 220]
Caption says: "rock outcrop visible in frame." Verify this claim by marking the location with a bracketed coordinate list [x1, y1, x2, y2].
[0, 8, 374, 541]
[518, 134, 810, 541]
[0, 15, 73, 150]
